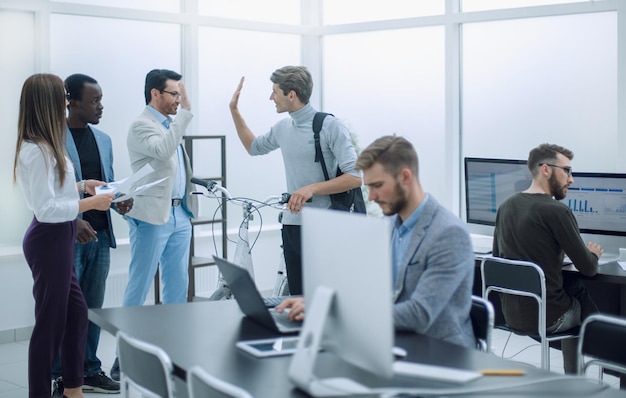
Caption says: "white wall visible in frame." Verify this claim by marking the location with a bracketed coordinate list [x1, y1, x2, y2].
[1, 0, 624, 336]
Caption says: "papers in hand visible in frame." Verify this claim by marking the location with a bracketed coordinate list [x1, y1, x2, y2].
[95, 164, 168, 203]
[112, 177, 168, 203]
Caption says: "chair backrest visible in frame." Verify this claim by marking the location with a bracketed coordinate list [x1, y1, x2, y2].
[470, 295, 494, 352]
[578, 313, 626, 376]
[481, 257, 547, 338]
[187, 365, 253, 398]
[117, 331, 175, 398]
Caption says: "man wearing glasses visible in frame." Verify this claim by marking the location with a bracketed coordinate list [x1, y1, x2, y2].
[492, 143, 603, 374]
[111, 69, 197, 380]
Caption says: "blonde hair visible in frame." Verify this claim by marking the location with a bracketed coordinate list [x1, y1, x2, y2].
[14, 74, 68, 186]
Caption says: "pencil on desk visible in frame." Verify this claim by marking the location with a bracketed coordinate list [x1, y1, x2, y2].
[480, 369, 526, 376]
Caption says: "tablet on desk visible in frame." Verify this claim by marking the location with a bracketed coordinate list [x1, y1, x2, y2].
[236, 337, 300, 358]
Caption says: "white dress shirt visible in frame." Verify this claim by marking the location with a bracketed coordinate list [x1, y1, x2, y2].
[17, 141, 79, 223]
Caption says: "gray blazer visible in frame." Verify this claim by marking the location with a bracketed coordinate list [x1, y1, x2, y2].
[126, 107, 198, 225]
[392, 195, 476, 348]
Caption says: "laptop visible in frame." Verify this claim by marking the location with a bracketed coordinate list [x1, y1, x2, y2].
[213, 255, 302, 334]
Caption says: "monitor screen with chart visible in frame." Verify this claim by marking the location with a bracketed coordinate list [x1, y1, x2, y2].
[562, 172, 626, 236]
[464, 157, 532, 226]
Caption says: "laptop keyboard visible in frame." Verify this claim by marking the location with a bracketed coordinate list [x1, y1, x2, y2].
[263, 296, 289, 308]
[270, 308, 301, 328]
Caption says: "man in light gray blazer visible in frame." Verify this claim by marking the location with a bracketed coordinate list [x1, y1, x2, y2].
[111, 69, 198, 380]
[277, 135, 475, 348]
[357, 135, 475, 348]
[124, 68, 198, 307]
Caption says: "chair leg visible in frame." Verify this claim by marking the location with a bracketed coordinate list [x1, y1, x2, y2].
[599, 366, 604, 382]
[541, 339, 550, 370]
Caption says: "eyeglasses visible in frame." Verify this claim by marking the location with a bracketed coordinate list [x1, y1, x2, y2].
[65, 92, 71, 101]
[161, 90, 182, 99]
[540, 163, 573, 177]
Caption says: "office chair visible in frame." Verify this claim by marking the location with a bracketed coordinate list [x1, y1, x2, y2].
[481, 257, 579, 370]
[187, 365, 253, 398]
[470, 295, 494, 353]
[116, 331, 176, 398]
[578, 313, 626, 383]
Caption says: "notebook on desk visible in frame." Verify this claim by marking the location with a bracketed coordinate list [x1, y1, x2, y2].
[213, 255, 302, 334]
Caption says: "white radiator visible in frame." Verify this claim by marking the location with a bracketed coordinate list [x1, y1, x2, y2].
[103, 267, 219, 308]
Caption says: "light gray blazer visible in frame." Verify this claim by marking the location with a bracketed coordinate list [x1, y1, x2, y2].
[392, 196, 476, 348]
[126, 107, 198, 225]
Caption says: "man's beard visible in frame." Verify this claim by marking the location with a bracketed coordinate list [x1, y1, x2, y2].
[548, 173, 568, 200]
[384, 181, 409, 215]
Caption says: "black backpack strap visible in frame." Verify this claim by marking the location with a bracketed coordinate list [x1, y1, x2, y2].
[313, 112, 333, 181]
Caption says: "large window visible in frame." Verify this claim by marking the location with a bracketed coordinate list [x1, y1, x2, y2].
[50, 13, 182, 239]
[463, 0, 590, 12]
[323, 27, 446, 201]
[51, 0, 179, 12]
[462, 12, 617, 173]
[1, 10, 36, 249]
[323, 0, 444, 24]
[197, 27, 300, 212]
[199, 0, 300, 24]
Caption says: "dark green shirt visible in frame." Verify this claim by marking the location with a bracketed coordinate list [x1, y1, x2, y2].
[493, 193, 598, 333]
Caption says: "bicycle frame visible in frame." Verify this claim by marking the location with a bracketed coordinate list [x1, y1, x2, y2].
[191, 180, 290, 299]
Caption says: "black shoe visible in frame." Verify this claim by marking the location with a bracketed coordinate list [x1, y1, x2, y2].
[110, 357, 120, 382]
[52, 377, 64, 398]
[82, 371, 120, 394]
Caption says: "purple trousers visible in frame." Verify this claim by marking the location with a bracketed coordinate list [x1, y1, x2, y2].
[23, 217, 87, 398]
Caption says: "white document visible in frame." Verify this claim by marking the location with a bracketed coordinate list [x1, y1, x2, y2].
[95, 178, 127, 196]
[96, 164, 155, 196]
[112, 177, 168, 203]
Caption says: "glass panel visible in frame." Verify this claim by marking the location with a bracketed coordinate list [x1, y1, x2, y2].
[197, 27, 300, 228]
[199, 0, 300, 24]
[0, 11, 36, 248]
[463, 0, 588, 12]
[462, 12, 617, 171]
[50, 14, 182, 239]
[323, 0, 444, 24]
[51, 0, 179, 13]
[323, 27, 446, 208]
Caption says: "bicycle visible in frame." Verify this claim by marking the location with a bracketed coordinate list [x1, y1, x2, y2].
[190, 178, 291, 301]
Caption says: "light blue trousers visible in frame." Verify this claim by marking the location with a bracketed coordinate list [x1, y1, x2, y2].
[123, 206, 191, 306]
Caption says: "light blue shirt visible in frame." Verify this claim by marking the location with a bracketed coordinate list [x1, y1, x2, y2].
[392, 194, 429, 283]
[146, 105, 186, 201]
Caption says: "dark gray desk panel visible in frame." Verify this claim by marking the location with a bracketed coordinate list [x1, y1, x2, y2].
[563, 261, 626, 286]
[90, 300, 624, 398]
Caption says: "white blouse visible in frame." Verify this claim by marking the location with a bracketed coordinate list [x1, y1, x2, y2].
[17, 141, 79, 223]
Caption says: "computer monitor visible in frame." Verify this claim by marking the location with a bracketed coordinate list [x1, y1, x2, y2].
[563, 172, 626, 236]
[464, 157, 532, 226]
[288, 207, 393, 397]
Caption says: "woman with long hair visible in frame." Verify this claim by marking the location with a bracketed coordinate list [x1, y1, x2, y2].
[13, 73, 115, 398]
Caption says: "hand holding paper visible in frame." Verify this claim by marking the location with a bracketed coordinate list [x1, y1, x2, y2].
[96, 164, 155, 196]
[113, 177, 168, 203]
[96, 164, 168, 203]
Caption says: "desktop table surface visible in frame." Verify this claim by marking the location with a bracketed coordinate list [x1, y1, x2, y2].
[90, 300, 623, 398]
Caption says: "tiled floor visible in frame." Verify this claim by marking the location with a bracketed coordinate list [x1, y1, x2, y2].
[489, 329, 621, 388]
[0, 332, 119, 398]
[0, 328, 621, 397]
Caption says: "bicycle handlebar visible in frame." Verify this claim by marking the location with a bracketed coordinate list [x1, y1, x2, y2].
[191, 177, 292, 206]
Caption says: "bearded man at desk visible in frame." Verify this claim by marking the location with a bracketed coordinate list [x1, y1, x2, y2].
[493, 143, 603, 374]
